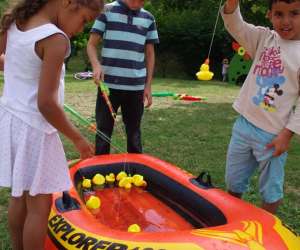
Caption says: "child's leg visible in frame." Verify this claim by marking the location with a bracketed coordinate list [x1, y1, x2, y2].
[261, 200, 282, 214]
[249, 121, 288, 214]
[226, 117, 258, 197]
[258, 153, 287, 214]
[23, 193, 52, 250]
[8, 194, 27, 250]
[121, 90, 144, 153]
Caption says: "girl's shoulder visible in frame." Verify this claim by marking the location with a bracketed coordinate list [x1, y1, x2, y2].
[8, 22, 70, 58]
[10, 22, 68, 40]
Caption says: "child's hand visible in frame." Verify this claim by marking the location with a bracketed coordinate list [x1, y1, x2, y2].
[266, 128, 294, 157]
[92, 64, 104, 86]
[224, 0, 239, 14]
[74, 137, 94, 159]
[144, 84, 152, 108]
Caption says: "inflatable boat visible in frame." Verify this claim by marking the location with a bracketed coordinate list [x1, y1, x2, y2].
[45, 154, 300, 250]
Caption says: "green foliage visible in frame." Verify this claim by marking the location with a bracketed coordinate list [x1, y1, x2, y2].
[72, 23, 92, 51]
[148, 0, 270, 78]
[149, 1, 226, 77]
[67, 0, 272, 78]
[0, 0, 8, 15]
[68, 0, 271, 77]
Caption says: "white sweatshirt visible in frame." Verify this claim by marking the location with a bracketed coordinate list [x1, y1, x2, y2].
[221, 6, 300, 135]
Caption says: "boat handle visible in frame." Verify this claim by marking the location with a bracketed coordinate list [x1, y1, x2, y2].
[195, 172, 213, 188]
[55, 191, 80, 213]
[62, 191, 72, 209]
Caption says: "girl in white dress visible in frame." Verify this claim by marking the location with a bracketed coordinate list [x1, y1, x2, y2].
[0, 0, 103, 249]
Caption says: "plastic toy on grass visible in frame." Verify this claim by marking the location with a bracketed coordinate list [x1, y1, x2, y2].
[196, 59, 214, 81]
[152, 91, 176, 97]
[174, 94, 207, 102]
[228, 41, 252, 85]
[73, 71, 93, 80]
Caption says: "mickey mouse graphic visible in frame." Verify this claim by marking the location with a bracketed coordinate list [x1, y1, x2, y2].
[263, 84, 283, 109]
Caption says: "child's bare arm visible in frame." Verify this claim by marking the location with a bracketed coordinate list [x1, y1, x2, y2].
[266, 96, 300, 156]
[87, 33, 103, 85]
[221, 0, 267, 59]
[224, 0, 239, 14]
[37, 34, 94, 159]
[0, 32, 7, 71]
[144, 43, 155, 108]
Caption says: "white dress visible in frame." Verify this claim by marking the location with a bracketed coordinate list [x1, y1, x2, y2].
[0, 23, 72, 197]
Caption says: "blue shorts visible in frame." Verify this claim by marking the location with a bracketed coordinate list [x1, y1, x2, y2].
[226, 116, 287, 203]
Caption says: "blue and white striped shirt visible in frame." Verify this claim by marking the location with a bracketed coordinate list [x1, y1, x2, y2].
[91, 0, 159, 91]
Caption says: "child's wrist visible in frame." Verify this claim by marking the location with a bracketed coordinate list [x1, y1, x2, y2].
[92, 61, 101, 69]
[70, 130, 84, 144]
[282, 128, 294, 139]
[224, 1, 238, 14]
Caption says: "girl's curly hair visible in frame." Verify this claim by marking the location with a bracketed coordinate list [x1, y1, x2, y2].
[0, 0, 104, 34]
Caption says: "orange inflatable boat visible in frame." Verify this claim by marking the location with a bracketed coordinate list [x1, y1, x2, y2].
[45, 154, 300, 250]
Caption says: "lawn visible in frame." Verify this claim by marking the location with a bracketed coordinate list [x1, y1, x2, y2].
[0, 75, 299, 249]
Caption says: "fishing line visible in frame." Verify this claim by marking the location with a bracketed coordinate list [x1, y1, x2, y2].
[98, 84, 132, 175]
[207, 0, 223, 60]
[64, 104, 126, 153]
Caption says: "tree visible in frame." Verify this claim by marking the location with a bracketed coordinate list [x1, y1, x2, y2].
[69, 0, 270, 78]
[148, 0, 269, 78]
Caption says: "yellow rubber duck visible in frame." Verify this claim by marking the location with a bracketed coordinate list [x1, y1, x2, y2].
[128, 224, 141, 233]
[196, 59, 214, 81]
[86, 195, 101, 211]
[105, 173, 115, 187]
[116, 171, 128, 181]
[82, 178, 92, 189]
[92, 174, 105, 190]
[118, 177, 133, 189]
[132, 174, 145, 187]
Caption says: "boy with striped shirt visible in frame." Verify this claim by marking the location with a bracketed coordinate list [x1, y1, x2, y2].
[87, 0, 159, 155]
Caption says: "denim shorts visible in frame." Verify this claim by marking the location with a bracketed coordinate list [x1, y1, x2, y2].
[225, 116, 287, 203]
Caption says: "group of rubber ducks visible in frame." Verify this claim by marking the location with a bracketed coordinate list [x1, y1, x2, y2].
[81, 171, 147, 233]
[82, 171, 147, 191]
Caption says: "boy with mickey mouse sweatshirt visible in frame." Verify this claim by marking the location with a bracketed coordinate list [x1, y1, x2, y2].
[222, 0, 300, 214]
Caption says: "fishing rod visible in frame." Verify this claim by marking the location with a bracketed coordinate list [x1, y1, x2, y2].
[64, 103, 125, 153]
[64, 103, 132, 175]
[98, 83, 132, 174]
[100, 83, 116, 120]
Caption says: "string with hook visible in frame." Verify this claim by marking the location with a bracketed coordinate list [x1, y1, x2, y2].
[207, 0, 223, 61]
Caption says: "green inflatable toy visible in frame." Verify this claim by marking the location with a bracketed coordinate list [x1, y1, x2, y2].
[228, 42, 253, 85]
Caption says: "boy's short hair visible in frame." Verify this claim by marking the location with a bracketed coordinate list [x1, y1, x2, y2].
[269, 0, 300, 9]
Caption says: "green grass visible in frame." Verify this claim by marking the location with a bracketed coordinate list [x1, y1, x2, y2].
[0, 76, 299, 249]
